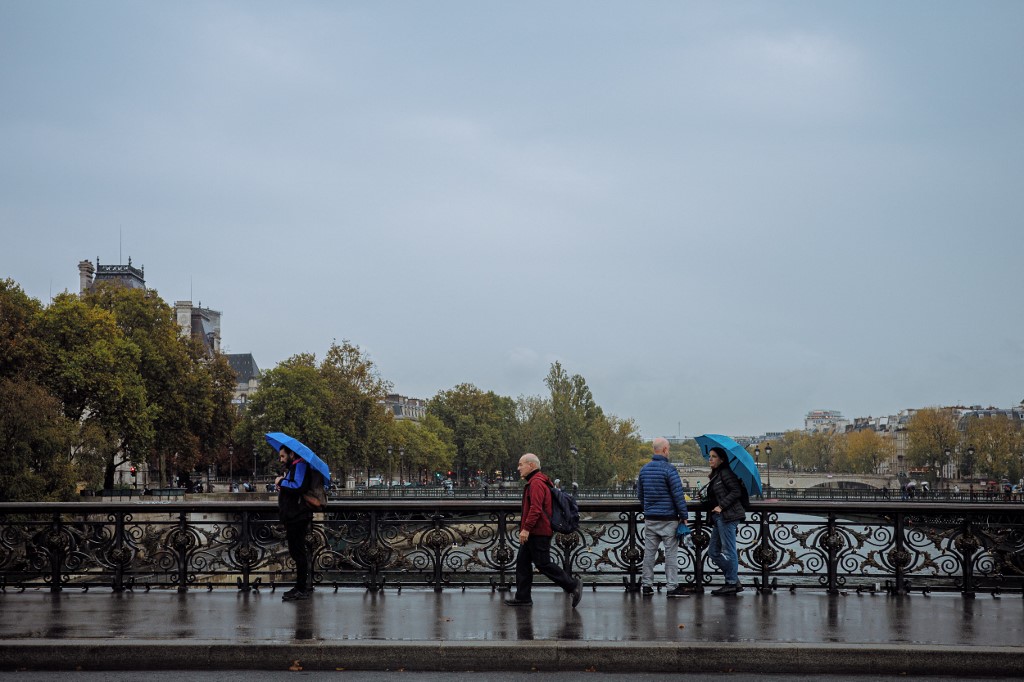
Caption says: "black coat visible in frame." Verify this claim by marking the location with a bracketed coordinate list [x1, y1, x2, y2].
[278, 459, 314, 524]
[707, 464, 746, 523]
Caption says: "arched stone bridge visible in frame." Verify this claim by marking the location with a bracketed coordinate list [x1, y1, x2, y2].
[674, 466, 897, 491]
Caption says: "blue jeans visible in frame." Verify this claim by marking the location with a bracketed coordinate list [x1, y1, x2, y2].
[708, 513, 739, 585]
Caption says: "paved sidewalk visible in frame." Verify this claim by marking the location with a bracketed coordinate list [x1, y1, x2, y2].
[2, 587, 1022, 675]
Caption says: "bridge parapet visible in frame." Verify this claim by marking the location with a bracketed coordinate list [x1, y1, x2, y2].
[0, 499, 1020, 597]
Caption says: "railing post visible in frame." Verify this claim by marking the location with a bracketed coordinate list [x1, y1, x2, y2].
[758, 510, 771, 590]
[239, 510, 252, 592]
[496, 511, 511, 591]
[47, 513, 64, 593]
[825, 512, 839, 595]
[367, 510, 381, 592]
[112, 511, 126, 592]
[176, 511, 188, 593]
[691, 512, 706, 594]
[893, 511, 907, 595]
[431, 512, 445, 593]
[625, 510, 641, 592]
[959, 516, 978, 598]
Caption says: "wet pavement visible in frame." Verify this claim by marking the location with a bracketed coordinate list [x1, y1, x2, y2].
[1, 587, 1022, 674]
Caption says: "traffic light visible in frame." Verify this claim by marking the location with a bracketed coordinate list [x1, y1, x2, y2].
[130, 466, 137, 479]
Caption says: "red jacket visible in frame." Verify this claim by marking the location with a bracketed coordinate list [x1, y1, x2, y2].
[520, 470, 554, 536]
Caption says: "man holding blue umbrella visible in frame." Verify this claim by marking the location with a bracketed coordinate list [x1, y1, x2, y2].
[268, 432, 330, 602]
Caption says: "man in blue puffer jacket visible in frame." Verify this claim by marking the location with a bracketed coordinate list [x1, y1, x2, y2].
[637, 437, 689, 597]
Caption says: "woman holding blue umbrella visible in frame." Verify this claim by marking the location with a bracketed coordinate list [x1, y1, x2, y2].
[706, 447, 746, 595]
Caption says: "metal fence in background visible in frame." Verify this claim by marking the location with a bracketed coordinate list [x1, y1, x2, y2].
[0, 499, 1021, 597]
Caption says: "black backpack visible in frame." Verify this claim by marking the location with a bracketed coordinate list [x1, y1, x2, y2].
[546, 484, 581, 534]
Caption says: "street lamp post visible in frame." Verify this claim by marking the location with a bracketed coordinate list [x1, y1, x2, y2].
[399, 447, 406, 490]
[387, 446, 393, 488]
[229, 446, 234, 491]
[754, 446, 761, 498]
[765, 443, 773, 491]
[570, 445, 579, 487]
[943, 447, 951, 490]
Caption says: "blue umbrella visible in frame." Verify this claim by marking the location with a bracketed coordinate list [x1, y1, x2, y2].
[265, 432, 331, 483]
[695, 434, 762, 497]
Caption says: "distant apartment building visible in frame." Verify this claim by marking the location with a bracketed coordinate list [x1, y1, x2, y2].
[843, 413, 910, 475]
[749, 432, 785, 445]
[805, 410, 849, 433]
[226, 353, 261, 408]
[384, 394, 427, 421]
[956, 404, 1024, 426]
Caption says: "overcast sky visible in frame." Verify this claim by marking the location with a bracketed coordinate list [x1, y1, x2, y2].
[2, 2, 1022, 438]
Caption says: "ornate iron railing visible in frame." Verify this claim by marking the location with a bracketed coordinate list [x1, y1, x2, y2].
[0, 500, 1021, 596]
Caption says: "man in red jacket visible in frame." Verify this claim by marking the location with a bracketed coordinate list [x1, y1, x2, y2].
[504, 453, 583, 607]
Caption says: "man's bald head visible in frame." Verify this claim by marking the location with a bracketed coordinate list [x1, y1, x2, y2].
[652, 437, 670, 455]
[517, 453, 541, 478]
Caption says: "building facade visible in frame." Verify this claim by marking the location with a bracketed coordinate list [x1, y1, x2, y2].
[805, 410, 849, 433]
[384, 394, 427, 421]
[78, 257, 146, 293]
[226, 353, 261, 408]
[174, 300, 222, 356]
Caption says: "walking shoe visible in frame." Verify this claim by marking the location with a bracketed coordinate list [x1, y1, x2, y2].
[641, 585, 654, 596]
[666, 585, 691, 598]
[283, 590, 310, 601]
[281, 587, 301, 600]
[504, 598, 533, 606]
[711, 583, 740, 596]
[571, 577, 583, 608]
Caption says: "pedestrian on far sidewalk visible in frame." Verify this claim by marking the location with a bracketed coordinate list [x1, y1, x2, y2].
[637, 437, 690, 597]
[504, 453, 583, 608]
[706, 447, 745, 596]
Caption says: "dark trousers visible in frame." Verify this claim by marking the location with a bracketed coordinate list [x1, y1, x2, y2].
[285, 519, 312, 590]
[514, 534, 575, 601]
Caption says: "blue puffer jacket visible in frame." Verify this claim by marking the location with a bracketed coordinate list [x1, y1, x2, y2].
[637, 455, 688, 521]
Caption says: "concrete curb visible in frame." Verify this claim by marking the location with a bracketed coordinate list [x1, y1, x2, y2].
[4, 640, 1023, 676]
